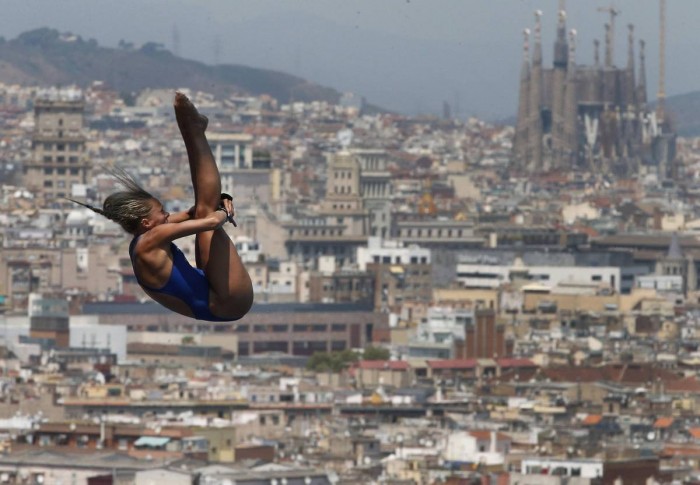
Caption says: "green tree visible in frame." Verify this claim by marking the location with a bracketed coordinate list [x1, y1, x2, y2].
[363, 346, 390, 361]
[306, 349, 359, 373]
[181, 335, 195, 345]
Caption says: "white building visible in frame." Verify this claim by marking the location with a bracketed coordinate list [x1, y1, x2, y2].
[520, 457, 603, 480]
[234, 236, 262, 264]
[69, 317, 127, 362]
[456, 258, 621, 293]
[442, 431, 510, 466]
[356, 237, 431, 271]
[414, 307, 473, 346]
[636, 274, 683, 294]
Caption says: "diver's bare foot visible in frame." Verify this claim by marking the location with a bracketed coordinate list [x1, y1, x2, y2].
[174, 92, 208, 132]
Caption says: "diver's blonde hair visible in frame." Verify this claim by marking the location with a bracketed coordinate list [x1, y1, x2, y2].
[67, 168, 155, 234]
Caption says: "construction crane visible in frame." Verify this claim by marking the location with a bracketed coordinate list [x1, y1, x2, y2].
[598, 5, 621, 66]
[657, 0, 667, 122]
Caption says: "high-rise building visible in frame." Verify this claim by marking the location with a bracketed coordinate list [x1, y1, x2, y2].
[513, 4, 676, 177]
[353, 149, 392, 239]
[283, 150, 369, 268]
[463, 309, 506, 359]
[25, 88, 90, 202]
[28, 293, 70, 348]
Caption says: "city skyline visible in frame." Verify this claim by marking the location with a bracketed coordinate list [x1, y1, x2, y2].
[0, 0, 697, 119]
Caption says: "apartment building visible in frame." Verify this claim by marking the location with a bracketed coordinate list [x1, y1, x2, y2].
[24, 89, 90, 201]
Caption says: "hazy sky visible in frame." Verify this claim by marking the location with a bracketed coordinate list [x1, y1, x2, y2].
[0, 0, 696, 119]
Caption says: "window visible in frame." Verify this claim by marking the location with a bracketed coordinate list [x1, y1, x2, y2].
[77, 435, 89, 448]
[331, 340, 347, 351]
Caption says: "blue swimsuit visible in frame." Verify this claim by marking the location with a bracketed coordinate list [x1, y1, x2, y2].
[129, 237, 230, 322]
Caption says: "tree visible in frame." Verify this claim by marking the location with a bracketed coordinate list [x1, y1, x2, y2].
[363, 346, 390, 361]
[181, 335, 195, 345]
[306, 349, 358, 373]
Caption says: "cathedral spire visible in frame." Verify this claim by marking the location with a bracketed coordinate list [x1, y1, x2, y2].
[626, 24, 637, 106]
[638, 39, 647, 105]
[520, 29, 530, 75]
[604, 23, 613, 67]
[533, 10, 543, 66]
[594, 39, 600, 67]
[528, 10, 545, 171]
[563, 29, 579, 163]
[514, 28, 532, 166]
[627, 24, 635, 71]
[553, 1, 569, 68]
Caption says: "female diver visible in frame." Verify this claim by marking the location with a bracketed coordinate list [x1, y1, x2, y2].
[70, 92, 253, 321]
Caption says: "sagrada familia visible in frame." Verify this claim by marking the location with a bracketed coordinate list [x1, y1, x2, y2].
[512, 2, 677, 177]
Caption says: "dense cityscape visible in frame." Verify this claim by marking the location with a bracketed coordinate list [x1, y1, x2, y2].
[0, 2, 698, 485]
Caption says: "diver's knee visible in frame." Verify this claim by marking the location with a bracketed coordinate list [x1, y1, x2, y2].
[194, 204, 216, 219]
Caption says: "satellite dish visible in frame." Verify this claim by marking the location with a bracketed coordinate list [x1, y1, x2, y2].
[337, 128, 353, 149]
[646, 431, 656, 441]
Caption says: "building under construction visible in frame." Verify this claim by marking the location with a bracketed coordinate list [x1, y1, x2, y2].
[512, 2, 676, 177]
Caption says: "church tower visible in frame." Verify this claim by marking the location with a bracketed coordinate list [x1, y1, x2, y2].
[513, 29, 531, 168]
[550, 1, 569, 170]
[527, 10, 544, 172]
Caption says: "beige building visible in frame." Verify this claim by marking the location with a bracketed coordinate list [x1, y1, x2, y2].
[284, 151, 369, 267]
[0, 244, 121, 312]
[24, 92, 90, 202]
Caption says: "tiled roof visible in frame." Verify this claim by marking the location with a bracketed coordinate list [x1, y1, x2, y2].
[582, 414, 603, 426]
[496, 358, 537, 368]
[541, 364, 681, 384]
[665, 376, 700, 393]
[653, 417, 674, 429]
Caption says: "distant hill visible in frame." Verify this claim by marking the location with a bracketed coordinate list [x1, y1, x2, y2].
[663, 91, 700, 137]
[0, 28, 344, 105]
